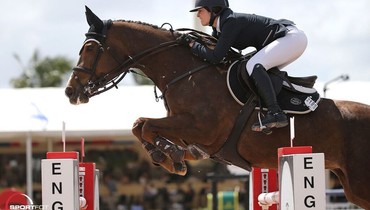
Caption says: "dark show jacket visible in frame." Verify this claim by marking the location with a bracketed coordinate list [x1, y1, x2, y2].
[191, 8, 294, 64]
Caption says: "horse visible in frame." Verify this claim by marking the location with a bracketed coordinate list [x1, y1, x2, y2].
[65, 7, 370, 209]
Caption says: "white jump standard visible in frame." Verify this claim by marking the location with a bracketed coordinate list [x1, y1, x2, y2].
[41, 125, 100, 210]
[251, 146, 326, 210]
[41, 152, 80, 210]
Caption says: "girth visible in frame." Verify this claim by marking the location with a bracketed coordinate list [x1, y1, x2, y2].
[211, 94, 256, 172]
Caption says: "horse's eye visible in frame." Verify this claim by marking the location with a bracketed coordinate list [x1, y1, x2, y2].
[86, 44, 95, 51]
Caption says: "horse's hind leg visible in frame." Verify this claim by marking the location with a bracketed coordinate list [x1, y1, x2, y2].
[333, 166, 370, 209]
[342, 134, 370, 209]
[346, 169, 370, 209]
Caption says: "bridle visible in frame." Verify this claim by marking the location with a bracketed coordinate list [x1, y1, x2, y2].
[72, 25, 180, 97]
[72, 38, 122, 97]
[71, 21, 220, 98]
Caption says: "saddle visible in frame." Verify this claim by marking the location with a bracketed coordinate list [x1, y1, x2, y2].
[227, 59, 320, 114]
[211, 57, 321, 172]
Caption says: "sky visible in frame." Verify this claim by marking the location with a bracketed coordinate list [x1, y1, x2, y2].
[1, 0, 370, 88]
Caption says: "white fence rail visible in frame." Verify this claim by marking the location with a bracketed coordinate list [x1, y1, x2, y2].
[326, 189, 364, 210]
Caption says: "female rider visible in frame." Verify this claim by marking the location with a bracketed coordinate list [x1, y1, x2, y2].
[178, 0, 307, 132]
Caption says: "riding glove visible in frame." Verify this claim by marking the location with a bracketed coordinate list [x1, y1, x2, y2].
[176, 34, 193, 47]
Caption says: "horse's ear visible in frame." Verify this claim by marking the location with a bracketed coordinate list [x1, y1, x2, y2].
[85, 6, 103, 30]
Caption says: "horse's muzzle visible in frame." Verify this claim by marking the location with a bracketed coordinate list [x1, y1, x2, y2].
[65, 86, 89, 105]
[65, 86, 74, 98]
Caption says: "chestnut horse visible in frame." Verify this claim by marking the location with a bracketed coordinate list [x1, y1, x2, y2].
[65, 7, 370, 209]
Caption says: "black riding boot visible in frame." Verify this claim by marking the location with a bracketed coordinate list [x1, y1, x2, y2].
[250, 64, 288, 132]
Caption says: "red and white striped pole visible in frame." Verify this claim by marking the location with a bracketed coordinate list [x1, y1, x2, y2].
[250, 168, 278, 210]
[79, 137, 100, 210]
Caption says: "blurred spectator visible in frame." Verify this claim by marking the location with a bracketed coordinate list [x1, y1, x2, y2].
[116, 194, 128, 210]
[103, 172, 118, 196]
[169, 184, 186, 210]
[3, 160, 19, 187]
[184, 183, 195, 210]
[157, 187, 170, 210]
[131, 195, 144, 210]
[103, 172, 118, 209]
[143, 183, 158, 209]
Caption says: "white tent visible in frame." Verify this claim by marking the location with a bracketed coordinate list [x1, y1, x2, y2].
[0, 86, 167, 141]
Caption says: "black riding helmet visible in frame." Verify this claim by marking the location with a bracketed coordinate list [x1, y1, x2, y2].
[189, 0, 229, 12]
[190, 0, 229, 26]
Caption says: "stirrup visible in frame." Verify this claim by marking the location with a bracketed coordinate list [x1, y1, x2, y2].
[252, 112, 272, 135]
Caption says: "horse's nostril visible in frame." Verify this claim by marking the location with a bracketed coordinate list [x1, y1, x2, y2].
[65, 87, 74, 97]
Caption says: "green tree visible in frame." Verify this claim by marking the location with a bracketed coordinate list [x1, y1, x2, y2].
[11, 50, 73, 88]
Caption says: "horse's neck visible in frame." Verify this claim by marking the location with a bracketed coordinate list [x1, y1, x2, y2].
[114, 22, 209, 91]
[139, 50, 199, 90]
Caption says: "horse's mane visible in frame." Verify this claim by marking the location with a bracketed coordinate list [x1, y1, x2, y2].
[114, 19, 165, 31]
[113, 19, 243, 63]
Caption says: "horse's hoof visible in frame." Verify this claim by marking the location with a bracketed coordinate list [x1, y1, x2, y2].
[151, 150, 167, 163]
[142, 142, 167, 163]
[169, 149, 185, 162]
[173, 161, 187, 176]
[152, 162, 160, 167]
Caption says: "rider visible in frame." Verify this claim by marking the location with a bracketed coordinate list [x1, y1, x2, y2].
[177, 0, 307, 132]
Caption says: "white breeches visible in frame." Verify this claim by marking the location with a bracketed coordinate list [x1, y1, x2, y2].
[246, 26, 308, 75]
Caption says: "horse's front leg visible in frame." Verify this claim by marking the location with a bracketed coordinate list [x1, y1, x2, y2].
[132, 117, 197, 175]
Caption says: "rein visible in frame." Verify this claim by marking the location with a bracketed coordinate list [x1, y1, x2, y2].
[72, 21, 218, 99]
[154, 63, 213, 108]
